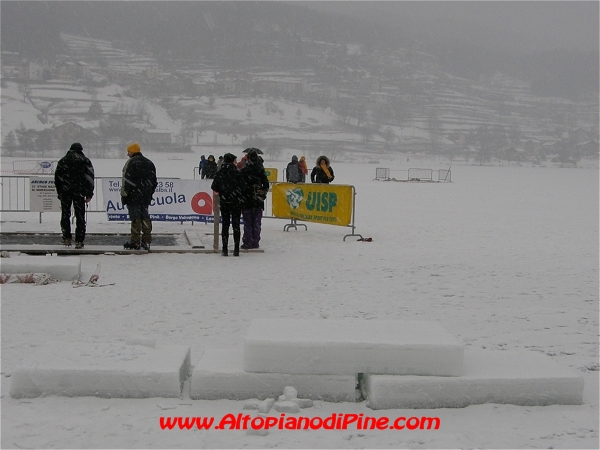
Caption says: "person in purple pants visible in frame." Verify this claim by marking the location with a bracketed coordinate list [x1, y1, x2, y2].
[240, 148, 269, 249]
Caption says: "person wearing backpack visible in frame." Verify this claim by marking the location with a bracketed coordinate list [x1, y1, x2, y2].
[240, 149, 270, 250]
[286, 155, 302, 183]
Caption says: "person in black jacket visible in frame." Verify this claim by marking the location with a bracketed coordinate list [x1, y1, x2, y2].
[311, 155, 335, 184]
[241, 149, 270, 249]
[54, 142, 95, 249]
[211, 153, 247, 256]
[120, 143, 157, 250]
[202, 154, 218, 179]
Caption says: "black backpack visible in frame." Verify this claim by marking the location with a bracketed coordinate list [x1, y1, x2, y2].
[287, 162, 301, 183]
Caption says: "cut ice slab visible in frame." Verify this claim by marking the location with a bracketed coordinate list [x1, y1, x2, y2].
[243, 319, 464, 376]
[190, 349, 356, 402]
[0, 254, 80, 281]
[10, 342, 191, 399]
[364, 349, 584, 409]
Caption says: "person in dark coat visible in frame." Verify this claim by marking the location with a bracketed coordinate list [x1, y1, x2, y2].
[199, 155, 207, 178]
[211, 153, 247, 256]
[240, 149, 270, 249]
[202, 154, 218, 179]
[54, 142, 95, 249]
[120, 143, 157, 250]
[286, 155, 302, 183]
[311, 155, 335, 184]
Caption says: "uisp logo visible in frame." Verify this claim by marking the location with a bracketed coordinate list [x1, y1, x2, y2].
[286, 188, 303, 209]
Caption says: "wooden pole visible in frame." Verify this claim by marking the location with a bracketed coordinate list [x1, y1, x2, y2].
[213, 192, 220, 252]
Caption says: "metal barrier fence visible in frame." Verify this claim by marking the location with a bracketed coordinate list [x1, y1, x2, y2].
[375, 168, 390, 180]
[375, 167, 452, 182]
[438, 169, 452, 182]
[2, 175, 361, 241]
[1, 176, 172, 214]
[0, 176, 30, 211]
[408, 168, 433, 181]
[0, 176, 271, 221]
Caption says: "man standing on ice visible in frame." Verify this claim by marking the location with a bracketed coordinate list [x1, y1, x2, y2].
[120, 142, 157, 250]
[54, 142, 95, 249]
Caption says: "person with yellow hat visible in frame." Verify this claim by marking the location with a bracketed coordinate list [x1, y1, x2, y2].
[120, 142, 157, 250]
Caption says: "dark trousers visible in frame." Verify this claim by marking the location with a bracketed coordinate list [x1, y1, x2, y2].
[220, 206, 241, 249]
[127, 203, 152, 244]
[242, 208, 263, 248]
[60, 196, 86, 242]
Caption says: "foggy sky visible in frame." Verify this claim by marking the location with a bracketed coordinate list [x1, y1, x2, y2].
[298, 1, 599, 54]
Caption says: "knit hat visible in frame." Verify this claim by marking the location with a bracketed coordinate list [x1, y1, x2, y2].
[223, 153, 236, 164]
[127, 142, 141, 154]
[70, 142, 83, 152]
[291, 155, 298, 163]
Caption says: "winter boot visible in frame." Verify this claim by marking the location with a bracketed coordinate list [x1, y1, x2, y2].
[221, 236, 228, 256]
[233, 243, 240, 257]
[124, 241, 141, 250]
[141, 241, 150, 251]
[62, 237, 72, 247]
[75, 241, 84, 249]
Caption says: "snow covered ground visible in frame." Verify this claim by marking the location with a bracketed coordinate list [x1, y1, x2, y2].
[1, 153, 598, 448]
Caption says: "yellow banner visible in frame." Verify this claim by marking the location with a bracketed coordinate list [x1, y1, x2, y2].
[264, 168, 279, 183]
[272, 183, 353, 227]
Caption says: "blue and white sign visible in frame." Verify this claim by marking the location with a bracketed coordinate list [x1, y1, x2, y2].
[102, 178, 215, 222]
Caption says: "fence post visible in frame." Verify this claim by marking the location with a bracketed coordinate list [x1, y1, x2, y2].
[213, 192, 220, 252]
[343, 186, 363, 241]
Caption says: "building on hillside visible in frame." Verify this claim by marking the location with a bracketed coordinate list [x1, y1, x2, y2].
[141, 129, 172, 144]
[47, 122, 97, 146]
[253, 76, 304, 98]
[19, 61, 44, 80]
[55, 61, 90, 81]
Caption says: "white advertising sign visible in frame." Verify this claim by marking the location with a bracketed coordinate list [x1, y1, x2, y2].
[30, 177, 61, 212]
[102, 178, 215, 222]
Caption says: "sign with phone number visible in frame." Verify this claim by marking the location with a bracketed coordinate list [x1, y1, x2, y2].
[102, 178, 215, 222]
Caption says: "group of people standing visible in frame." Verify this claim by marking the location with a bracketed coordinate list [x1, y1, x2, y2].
[55, 143, 334, 255]
[286, 155, 334, 184]
[55, 142, 157, 250]
[198, 154, 219, 179]
[211, 148, 269, 256]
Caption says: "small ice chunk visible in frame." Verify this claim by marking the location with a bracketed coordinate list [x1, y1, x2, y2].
[257, 398, 274, 414]
[273, 400, 300, 413]
[283, 386, 297, 400]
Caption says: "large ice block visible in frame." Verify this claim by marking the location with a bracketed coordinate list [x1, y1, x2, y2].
[10, 342, 191, 399]
[364, 349, 585, 409]
[243, 319, 464, 376]
[191, 348, 356, 402]
[0, 254, 80, 281]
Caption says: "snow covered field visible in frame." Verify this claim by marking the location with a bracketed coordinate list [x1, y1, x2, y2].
[1, 154, 598, 449]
